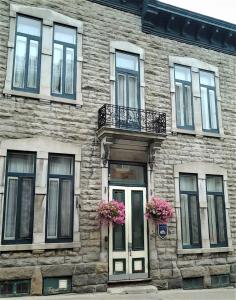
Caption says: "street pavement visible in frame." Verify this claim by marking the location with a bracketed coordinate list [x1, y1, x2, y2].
[2, 288, 235, 300]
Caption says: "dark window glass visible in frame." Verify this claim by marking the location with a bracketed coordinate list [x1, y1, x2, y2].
[3, 152, 35, 244]
[13, 15, 41, 93]
[113, 190, 125, 251]
[180, 174, 201, 248]
[51, 24, 76, 99]
[0, 280, 30, 296]
[109, 163, 145, 186]
[132, 191, 144, 250]
[206, 175, 227, 247]
[46, 154, 74, 242]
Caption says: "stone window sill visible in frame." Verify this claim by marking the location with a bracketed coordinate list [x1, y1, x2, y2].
[172, 128, 224, 139]
[3, 89, 83, 107]
[177, 247, 233, 255]
[0, 242, 81, 252]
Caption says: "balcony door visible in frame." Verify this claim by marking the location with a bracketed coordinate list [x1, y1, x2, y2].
[115, 51, 140, 130]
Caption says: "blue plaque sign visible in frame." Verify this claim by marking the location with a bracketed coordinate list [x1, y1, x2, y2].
[158, 224, 168, 239]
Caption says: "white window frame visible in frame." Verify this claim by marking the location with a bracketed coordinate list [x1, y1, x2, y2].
[4, 4, 83, 106]
[0, 137, 81, 251]
[169, 57, 224, 138]
[110, 41, 145, 109]
[174, 162, 232, 254]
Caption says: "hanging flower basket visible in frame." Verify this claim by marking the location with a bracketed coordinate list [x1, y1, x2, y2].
[145, 196, 174, 224]
[97, 200, 125, 226]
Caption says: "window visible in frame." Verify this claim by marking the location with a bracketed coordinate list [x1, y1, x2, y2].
[174, 65, 193, 129]
[43, 277, 72, 295]
[179, 174, 201, 248]
[200, 71, 218, 132]
[13, 15, 41, 92]
[46, 155, 74, 242]
[3, 152, 35, 244]
[51, 24, 77, 99]
[206, 176, 227, 247]
[0, 280, 30, 297]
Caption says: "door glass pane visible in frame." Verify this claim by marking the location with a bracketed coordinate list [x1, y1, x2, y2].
[200, 71, 215, 86]
[60, 180, 72, 237]
[54, 25, 76, 44]
[65, 48, 74, 95]
[116, 52, 138, 71]
[180, 174, 197, 192]
[180, 194, 190, 246]
[189, 195, 200, 245]
[207, 195, 217, 245]
[175, 82, 184, 127]
[52, 43, 63, 94]
[109, 163, 145, 186]
[19, 178, 33, 238]
[17, 16, 41, 36]
[4, 178, 18, 240]
[117, 73, 126, 106]
[128, 75, 138, 108]
[175, 65, 191, 81]
[27, 40, 39, 88]
[184, 84, 193, 126]
[132, 191, 144, 250]
[113, 190, 125, 251]
[49, 156, 73, 175]
[13, 35, 27, 88]
[47, 179, 59, 238]
[209, 90, 218, 129]
[201, 86, 210, 130]
[207, 176, 223, 192]
[216, 196, 227, 244]
[8, 153, 34, 174]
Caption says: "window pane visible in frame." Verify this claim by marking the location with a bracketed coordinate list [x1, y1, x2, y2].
[189, 195, 200, 245]
[184, 84, 193, 126]
[19, 178, 33, 238]
[200, 71, 215, 86]
[54, 25, 76, 44]
[201, 86, 210, 130]
[180, 174, 197, 192]
[8, 153, 34, 174]
[128, 75, 138, 108]
[4, 178, 18, 240]
[175, 82, 185, 127]
[208, 195, 217, 245]
[47, 179, 59, 238]
[27, 40, 39, 89]
[132, 191, 144, 250]
[113, 190, 125, 251]
[17, 16, 41, 36]
[13, 36, 27, 88]
[117, 74, 126, 106]
[110, 164, 145, 185]
[65, 48, 74, 95]
[49, 156, 73, 175]
[216, 196, 227, 244]
[180, 194, 190, 246]
[52, 43, 63, 94]
[209, 90, 218, 129]
[116, 52, 139, 71]
[175, 65, 191, 81]
[60, 180, 72, 237]
[207, 176, 223, 192]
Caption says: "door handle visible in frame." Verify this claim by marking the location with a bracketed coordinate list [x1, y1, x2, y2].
[128, 242, 132, 256]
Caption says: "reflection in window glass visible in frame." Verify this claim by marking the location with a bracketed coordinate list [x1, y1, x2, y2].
[109, 163, 145, 185]
[116, 52, 139, 71]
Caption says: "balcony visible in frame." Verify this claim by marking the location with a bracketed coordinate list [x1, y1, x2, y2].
[97, 104, 166, 142]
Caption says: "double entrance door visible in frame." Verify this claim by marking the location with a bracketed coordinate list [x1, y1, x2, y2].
[108, 186, 148, 281]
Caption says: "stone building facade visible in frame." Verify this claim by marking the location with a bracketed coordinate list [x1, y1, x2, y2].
[0, 0, 235, 295]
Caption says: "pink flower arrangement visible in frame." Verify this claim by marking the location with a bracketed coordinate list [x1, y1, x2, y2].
[97, 200, 125, 225]
[145, 196, 174, 224]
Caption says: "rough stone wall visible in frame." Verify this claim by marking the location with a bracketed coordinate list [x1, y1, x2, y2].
[0, 0, 235, 294]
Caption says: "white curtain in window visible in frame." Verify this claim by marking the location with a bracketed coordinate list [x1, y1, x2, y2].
[60, 180, 72, 237]
[117, 74, 126, 107]
[216, 196, 226, 244]
[201, 87, 210, 130]
[128, 75, 138, 108]
[184, 85, 193, 126]
[47, 179, 59, 238]
[189, 195, 200, 244]
[8, 153, 34, 174]
[207, 176, 223, 192]
[52, 44, 63, 94]
[27, 40, 38, 89]
[65, 48, 74, 95]
[180, 194, 190, 246]
[209, 90, 218, 129]
[13, 36, 27, 88]
[175, 83, 184, 127]
[50, 156, 72, 175]
[208, 195, 217, 245]
[4, 178, 18, 240]
[180, 175, 197, 192]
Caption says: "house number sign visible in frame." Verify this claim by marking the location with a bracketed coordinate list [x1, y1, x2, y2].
[158, 224, 168, 239]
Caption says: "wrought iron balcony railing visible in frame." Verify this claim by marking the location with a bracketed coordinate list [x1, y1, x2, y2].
[98, 104, 166, 134]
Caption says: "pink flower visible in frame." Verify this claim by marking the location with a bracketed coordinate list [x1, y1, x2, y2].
[145, 196, 174, 224]
[97, 200, 125, 226]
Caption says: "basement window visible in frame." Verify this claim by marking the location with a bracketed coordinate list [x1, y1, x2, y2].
[0, 280, 30, 297]
[183, 277, 204, 290]
[211, 274, 230, 288]
[43, 277, 72, 295]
